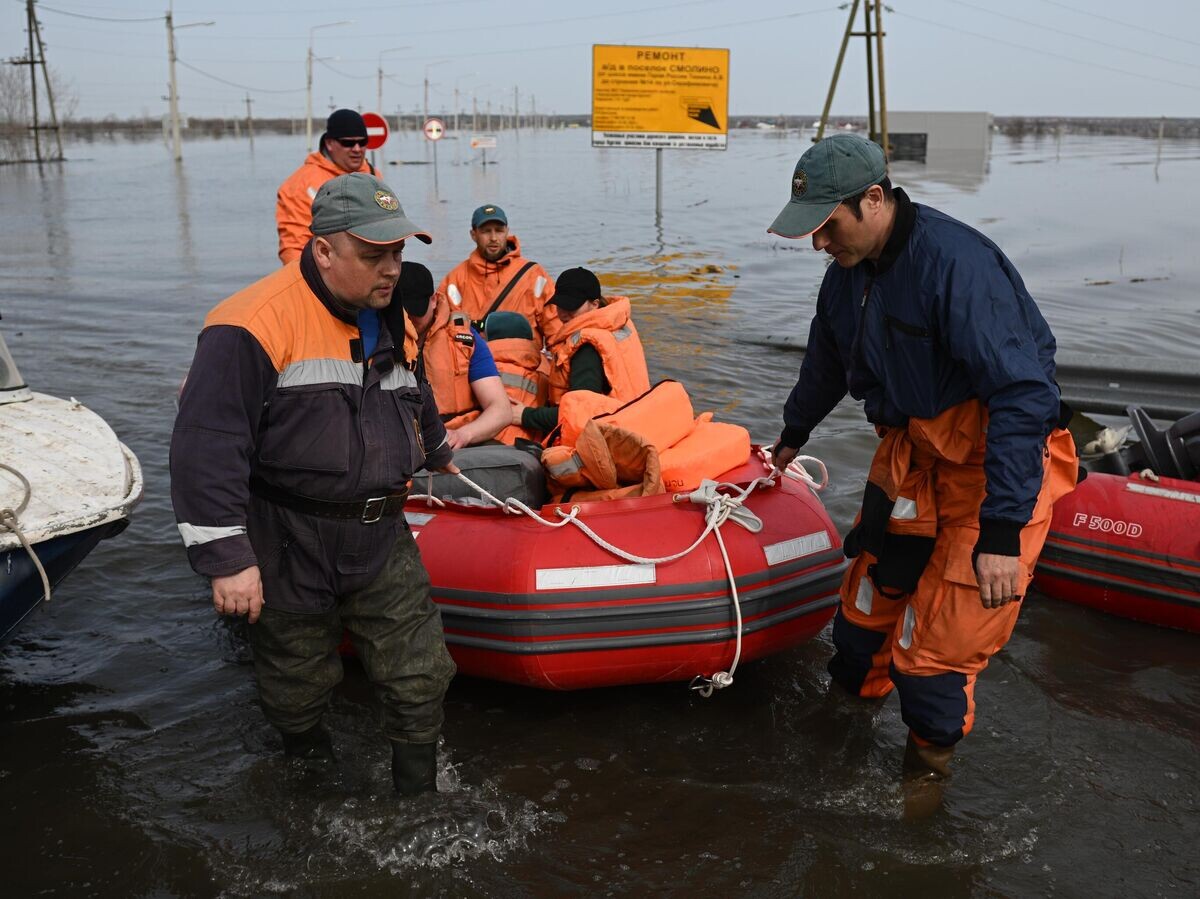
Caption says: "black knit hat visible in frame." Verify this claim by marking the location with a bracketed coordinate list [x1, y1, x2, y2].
[325, 108, 367, 140]
[549, 267, 602, 312]
[398, 261, 435, 317]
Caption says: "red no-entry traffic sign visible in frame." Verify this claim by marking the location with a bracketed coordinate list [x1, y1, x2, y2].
[363, 112, 389, 150]
[423, 117, 446, 142]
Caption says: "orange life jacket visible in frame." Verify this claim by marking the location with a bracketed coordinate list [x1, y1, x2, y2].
[546, 298, 651, 404]
[543, 380, 751, 498]
[275, 152, 374, 265]
[489, 336, 550, 445]
[420, 291, 480, 430]
[437, 234, 560, 346]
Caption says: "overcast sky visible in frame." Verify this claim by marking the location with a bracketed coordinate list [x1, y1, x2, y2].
[6, 0, 1198, 121]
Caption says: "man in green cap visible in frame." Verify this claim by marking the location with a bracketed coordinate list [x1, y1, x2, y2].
[171, 172, 460, 797]
[768, 133, 1077, 814]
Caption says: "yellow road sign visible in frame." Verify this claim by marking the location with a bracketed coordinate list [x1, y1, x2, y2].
[592, 45, 729, 150]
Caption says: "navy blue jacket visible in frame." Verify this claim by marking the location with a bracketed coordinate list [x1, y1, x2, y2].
[780, 189, 1060, 550]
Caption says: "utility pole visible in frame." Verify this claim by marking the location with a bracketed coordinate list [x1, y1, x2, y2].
[513, 85, 519, 134]
[814, 0, 888, 157]
[486, 98, 491, 132]
[244, 93, 254, 146]
[472, 95, 478, 132]
[164, 5, 214, 161]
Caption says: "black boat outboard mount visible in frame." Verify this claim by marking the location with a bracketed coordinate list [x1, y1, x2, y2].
[1126, 405, 1200, 481]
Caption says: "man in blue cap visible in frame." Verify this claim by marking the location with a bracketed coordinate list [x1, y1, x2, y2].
[768, 133, 1077, 815]
[437, 203, 559, 347]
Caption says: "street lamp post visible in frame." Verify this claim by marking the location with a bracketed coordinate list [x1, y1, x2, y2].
[164, 5, 214, 161]
[306, 20, 351, 151]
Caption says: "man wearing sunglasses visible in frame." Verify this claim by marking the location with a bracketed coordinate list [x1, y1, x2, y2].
[276, 109, 379, 265]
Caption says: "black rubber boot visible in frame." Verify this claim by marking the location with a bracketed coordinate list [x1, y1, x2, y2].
[901, 732, 955, 819]
[281, 724, 336, 764]
[391, 740, 438, 796]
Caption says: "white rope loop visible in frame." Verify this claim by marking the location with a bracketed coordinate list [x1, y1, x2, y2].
[0, 463, 52, 605]
[415, 449, 829, 697]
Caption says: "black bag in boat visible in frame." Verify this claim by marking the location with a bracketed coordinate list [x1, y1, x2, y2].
[418, 444, 547, 508]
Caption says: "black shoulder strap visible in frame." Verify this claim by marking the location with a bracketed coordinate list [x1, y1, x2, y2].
[474, 261, 537, 330]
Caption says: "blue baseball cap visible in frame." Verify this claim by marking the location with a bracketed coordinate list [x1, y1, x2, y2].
[471, 204, 507, 229]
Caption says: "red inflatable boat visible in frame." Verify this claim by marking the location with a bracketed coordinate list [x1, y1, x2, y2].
[406, 451, 845, 690]
[1034, 407, 1200, 632]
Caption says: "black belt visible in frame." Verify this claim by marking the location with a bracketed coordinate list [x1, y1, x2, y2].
[249, 477, 408, 524]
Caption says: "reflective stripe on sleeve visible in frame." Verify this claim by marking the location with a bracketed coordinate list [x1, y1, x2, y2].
[178, 523, 247, 548]
[613, 325, 633, 341]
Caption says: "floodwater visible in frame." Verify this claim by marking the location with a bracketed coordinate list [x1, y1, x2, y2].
[1, 128, 1198, 897]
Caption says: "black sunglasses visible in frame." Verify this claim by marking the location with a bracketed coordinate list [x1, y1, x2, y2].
[335, 137, 368, 148]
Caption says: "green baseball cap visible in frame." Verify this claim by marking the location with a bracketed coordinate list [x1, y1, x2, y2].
[768, 133, 887, 239]
[311, 172, 432, 245]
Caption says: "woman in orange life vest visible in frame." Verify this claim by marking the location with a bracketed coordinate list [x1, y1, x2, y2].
[394, 262, 511, 449]
[510, 267, 650, 435]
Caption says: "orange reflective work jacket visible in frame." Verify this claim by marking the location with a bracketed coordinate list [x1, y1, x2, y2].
[437, 235, 559, 345]
[275, 152, 375, 265]
[546, 297, 651, 405]
[419, 291, 480, 430]
[542, 380, 751, 499]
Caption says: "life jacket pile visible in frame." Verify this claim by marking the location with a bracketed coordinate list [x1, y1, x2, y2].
[541, 380, 751, 502]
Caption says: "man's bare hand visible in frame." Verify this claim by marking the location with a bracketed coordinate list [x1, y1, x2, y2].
[212, 566, 264, 624]
[445, 427, 470, 450]
[772, 443, 799, 473]
[510, 401, 528, 427]
[975, 553, 1022, 609]
[435, 460, 461, 475]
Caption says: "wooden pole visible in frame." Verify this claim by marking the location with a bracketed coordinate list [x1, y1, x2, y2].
[874, 0, 889, 157]
[815, 0, 861, 142]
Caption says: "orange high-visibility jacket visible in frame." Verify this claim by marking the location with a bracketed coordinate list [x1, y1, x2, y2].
[546, 297, 650, 404]
[275, 151, 375, 265]
[420, 290, 480, 430]
[437, 235, 559, 345]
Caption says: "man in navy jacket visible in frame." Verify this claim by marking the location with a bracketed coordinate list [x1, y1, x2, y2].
[769, 134, 1077, 814]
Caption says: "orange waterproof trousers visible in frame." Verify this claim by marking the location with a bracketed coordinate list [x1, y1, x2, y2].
[828, 403, 1077, 747]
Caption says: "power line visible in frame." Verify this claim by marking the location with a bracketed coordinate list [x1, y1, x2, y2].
[1037, 0, 1200, 50]
[37, 4, 162, 23]
[315, 58, 374, 81]
[175, 58, 305, 95]
[892, 9, 1200, 93]
[942, 0, 1200, 72]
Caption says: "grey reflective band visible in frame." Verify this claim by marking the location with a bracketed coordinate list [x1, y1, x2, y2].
[613, 325, 633, 341]
[545, 453, 583, 478]
[277, 358, 362, 389]
[569, 333, 582, 346]
[177, 522, 247, 547]
[499, 371, 538, 395]
[379, 366, 419, 391]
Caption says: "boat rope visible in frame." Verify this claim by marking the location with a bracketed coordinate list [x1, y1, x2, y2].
[413, 451, 828, 697]
[0, 463, 52, 605]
